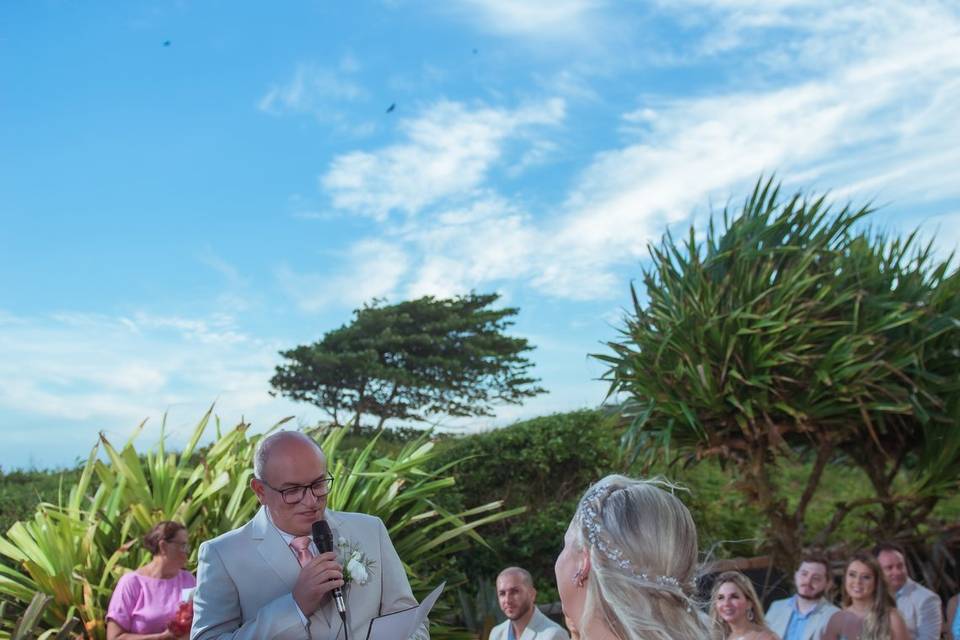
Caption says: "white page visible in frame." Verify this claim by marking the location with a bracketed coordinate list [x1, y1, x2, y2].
[365, 582, 445, 640]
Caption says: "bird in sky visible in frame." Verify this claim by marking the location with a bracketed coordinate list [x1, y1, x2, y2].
[163, 40, 171, 47]
[386, 103, 396, 113]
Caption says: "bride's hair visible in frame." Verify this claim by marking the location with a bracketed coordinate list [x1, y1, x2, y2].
[571, 474, 709, 640]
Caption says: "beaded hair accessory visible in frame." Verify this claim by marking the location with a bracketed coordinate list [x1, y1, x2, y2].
[575, 480, 686, 595]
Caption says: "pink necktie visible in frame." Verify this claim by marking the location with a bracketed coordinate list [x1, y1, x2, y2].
[291, 536, 314, 567]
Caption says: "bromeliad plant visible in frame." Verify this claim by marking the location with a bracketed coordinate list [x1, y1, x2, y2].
[0, 408, 268, 639]
[0, 409, 519, 640]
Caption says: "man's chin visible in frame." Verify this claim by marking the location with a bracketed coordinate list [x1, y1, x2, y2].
[799, 590, 826, 601]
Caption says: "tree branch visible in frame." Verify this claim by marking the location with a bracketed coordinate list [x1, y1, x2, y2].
[794, 437, 832, 526]
[812, 494, 917, 547]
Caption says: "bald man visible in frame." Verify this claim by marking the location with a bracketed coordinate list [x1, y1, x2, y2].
[489, 568, 569, 640]
[191, 431, 428, 640]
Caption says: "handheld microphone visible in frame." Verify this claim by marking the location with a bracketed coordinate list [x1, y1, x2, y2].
[312, 520, 347, 621]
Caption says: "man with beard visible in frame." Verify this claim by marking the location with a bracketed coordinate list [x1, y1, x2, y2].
[766, 555, 840, 640]
[489, 567, 568, 640]
[875, 542, 942, 640]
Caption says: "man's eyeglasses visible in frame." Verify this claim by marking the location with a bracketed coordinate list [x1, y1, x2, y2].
[260, 475, 336, 505]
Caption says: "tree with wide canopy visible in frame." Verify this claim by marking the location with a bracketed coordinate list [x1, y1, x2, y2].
[271, 293, 545, 429]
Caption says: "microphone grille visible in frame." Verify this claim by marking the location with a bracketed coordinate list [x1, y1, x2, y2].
[312, 519, 332, 540]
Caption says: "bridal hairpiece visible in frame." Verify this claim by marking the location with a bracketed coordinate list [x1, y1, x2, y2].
[576, 480, 683, 591]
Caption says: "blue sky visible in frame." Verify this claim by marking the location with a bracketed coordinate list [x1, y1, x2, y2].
[2, 1, 958, 469]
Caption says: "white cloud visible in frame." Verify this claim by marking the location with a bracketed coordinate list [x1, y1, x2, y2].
[303, 2, 959, 307]
[258, 63, 374, 134]
[403, 197, 538, 298]
[277, 240, 410, 312]
[0, 311, 309, 453]
[445, 0, 609, 42]
[259, 64, 365, 113]
[423, 4, 960, 298]
[321, 98, 566, 220]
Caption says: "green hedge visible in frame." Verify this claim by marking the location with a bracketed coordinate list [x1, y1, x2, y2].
[0, 468, 81, 539]
[433, 409, 623, 600]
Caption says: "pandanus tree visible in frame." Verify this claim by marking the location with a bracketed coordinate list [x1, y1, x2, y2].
[596, 177, 960, 573]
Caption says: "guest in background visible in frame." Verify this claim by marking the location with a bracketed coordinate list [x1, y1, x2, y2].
[766, 555, 839, 640]
[488, 567, 568, 640]
[107, 520, 196, 640]
[710, 571, 778, 640]
[874, 543, 942, 640]
[555, 475, 708, 640]
[822, 553, 908, 640]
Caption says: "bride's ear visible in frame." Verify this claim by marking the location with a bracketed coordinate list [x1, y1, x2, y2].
[579, 551, 591, 584]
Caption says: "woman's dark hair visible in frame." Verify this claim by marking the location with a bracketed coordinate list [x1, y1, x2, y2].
[143, 520, 187, 555]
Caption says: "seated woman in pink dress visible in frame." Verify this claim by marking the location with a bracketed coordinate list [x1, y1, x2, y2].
[106, 521, 196, 640]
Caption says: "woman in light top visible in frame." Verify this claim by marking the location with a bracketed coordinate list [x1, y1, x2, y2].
[821, 553, 908, 640]
[709, 571, 778, 640]
[106, 521, 196, 640]
[554, 474, 709, 640]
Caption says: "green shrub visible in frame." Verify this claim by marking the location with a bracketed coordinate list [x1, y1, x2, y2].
[432, 409, 623, 600]
[0, 469, 82, 541]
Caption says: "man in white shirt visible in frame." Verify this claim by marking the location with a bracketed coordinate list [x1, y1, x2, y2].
[489, 568, 568, 640]
[192, 431, 428, 640]
[766, 555, 839, 640]
[874, 542, 942, 640]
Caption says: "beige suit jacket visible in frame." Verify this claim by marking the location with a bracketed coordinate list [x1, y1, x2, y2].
[191, 507, 428, 640]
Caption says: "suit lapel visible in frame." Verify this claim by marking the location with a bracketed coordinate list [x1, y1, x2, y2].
[251, 506, 334, 629]
[251, 506, 301, 588]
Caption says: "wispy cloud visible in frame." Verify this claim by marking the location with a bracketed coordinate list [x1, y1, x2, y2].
[444, 0, 610, 43]
[315, 1, 960, 302]
[258, 61, 374, 134]
[403, 196, 538, 298]
[276, 239, 410, 312]
[321, 98, 566, 220]
[0, 311, 307, 457]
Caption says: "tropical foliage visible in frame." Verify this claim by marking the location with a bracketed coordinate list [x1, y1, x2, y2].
[432, 409, 622, 601]
[0, 409, 520, 640]
[597, 177, 960, 572]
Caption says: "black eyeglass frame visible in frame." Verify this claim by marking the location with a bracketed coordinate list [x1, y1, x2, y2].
[259, 475, 336, 504]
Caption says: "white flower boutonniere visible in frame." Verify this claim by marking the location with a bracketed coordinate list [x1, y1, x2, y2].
[337, 536, 376, 586]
